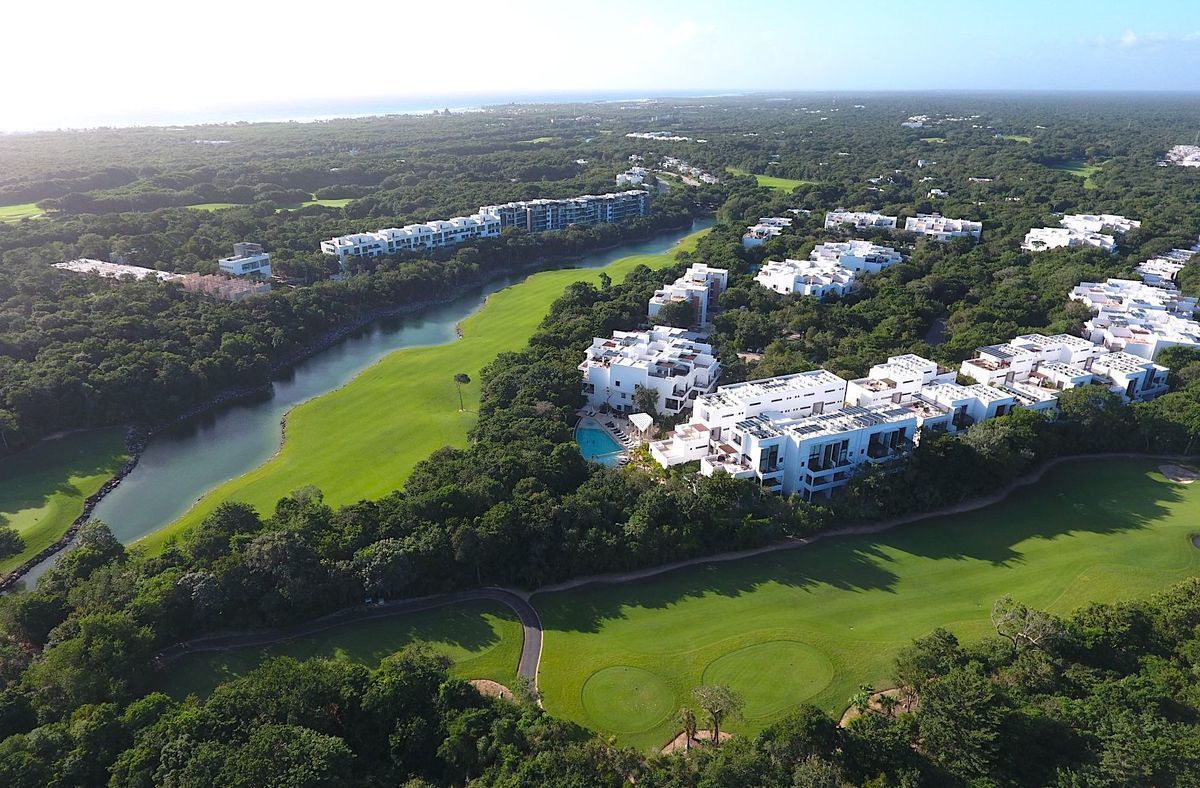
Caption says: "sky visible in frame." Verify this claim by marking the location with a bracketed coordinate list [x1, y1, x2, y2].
[3, 0, 1198, 131]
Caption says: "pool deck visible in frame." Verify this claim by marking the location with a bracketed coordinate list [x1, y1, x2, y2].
[575, 409, 645, 465]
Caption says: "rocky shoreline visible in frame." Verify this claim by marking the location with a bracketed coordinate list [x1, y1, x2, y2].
[0, 218, 697, 592]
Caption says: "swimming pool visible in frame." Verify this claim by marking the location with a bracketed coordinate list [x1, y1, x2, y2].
[575, 418, 625, 465]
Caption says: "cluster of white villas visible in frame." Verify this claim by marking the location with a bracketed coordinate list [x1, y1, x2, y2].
[823, 210, 981, 242]
[647, 263, 729, 327]
[579, 326, 721, 416]
[742, 216, 793, 247]
[1161, 145, 1200, 168]
[824, 209, 898, 230]
[616, 166, 648, 186]
[1071, 278, 1200, 360]
[755, 240, 905, 297]
[660, 157, 719, 184]
[1134, 238, 1200, 286]
[1022, 214, 1141, 254]
[644, 329, 1169, 499]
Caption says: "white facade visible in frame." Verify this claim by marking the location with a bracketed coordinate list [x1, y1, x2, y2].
[1022, 227, 1116, 254]
[580, 326, 720, 415]
[904, 213, 983, 242]
[824, 209, 898, 230]
[647, 263, 729, 327]
[755, 258, 855, 297]
[1090, 352, 1169, 401]
[321, 213, 501, 263]
[1060, 214, 1141, 235]
[616, 166, 648, 186]
[809, 240, 905, 273]
[1164, 145, 1200, 167]
[1070, 278, 1199, 319]
[742, 217, 793, 247]
[691, 370, 850, 436]
[218, 242, 271, 277]
[1135, 242, 1199, 286]
[1085, 309, 1200, 361]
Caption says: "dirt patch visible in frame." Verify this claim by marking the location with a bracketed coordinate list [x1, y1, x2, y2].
[469, 679, 514, 702]
[1160, 464, 1200, 484]
[838, 689, 915, 727]
[660, 729, 732, 754]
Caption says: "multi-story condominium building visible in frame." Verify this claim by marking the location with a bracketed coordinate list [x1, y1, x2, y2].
[218, 242, 271, 277]
[903, 213, 983, 242]
[1069, 279, 1199, 319]
[1090, 352, 1169, 401]
[959, 334, 1106, 389]
[742, 217, 793, 247]
[647, 263, 729, 327]
[616, 167, 648, 186]
[700, 404, 919, 499]
[321, 214, 501, 263]
[1084, 309, 1200, 361]
[479, 189, 650, 232]
[754, 258, 856, 297]
[580, 326, 720, 415]
[824, 209, 898, 230]
[1022, 227, 1117, 254]
[1060, 213, 1141, 235]
[809, 240, 905, 273]
[845, 354, 957, 408]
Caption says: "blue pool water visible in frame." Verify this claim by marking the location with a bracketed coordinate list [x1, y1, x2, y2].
[575, 418, 625, 465]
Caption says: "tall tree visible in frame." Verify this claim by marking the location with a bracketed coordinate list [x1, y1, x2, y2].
[692, 685, 743, 746]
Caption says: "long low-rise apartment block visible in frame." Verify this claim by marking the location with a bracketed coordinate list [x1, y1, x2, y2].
[742, 216, 793, 247]
[480, 189, 650, 232]
[647, 263, 729, 327]
[755, 258, 856, 297]
[580, 326, 719, 416]
[903, 213, 982, 241]
[321, 214, 501, 263]
[824, 209, 898, 230]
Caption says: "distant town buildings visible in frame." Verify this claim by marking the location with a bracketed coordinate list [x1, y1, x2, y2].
[625, 132, 694, 142]
[904, 213, 983, 242]
[219, 242, 271, 277]
[742, 216, 792, 247]
[659, 157, 719, 184]
[53, 259, 181, 281]
[647, 263, 729, 327]
[579, 326, 720, 416]
[1162, 145, 1200, 168]
[824, 209, 898, 231]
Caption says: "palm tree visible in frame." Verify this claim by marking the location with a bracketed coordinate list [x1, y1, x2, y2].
[453, 373, 471, 411]
[678, 706, 698, 752]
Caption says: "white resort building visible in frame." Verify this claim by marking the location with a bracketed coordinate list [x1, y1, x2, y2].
[580, 326, 720, 416]
[755, 258, 856, 297]
[809, 240, 905, 273]
[824, 209, 898, 231]
[1059, 214, 1142, 235]
[903, 213, 983, 242]
[218, 242, 271, 277]
[1022, 227, 1117, 254]
[647, 263, 729, 327]
[320, 214, 501, 263]
[1134, 242, 1199, 286]
[742, 217, 793, 247]
[616, 167, 648, 186]
[479, 189, 651, 232]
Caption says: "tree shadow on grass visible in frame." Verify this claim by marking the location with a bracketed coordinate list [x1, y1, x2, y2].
[535, 459, 1184, 634]
[0, 430, 127, 517]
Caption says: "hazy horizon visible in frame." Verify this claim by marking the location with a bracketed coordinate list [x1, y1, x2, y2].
[4, 0, 1199, 132]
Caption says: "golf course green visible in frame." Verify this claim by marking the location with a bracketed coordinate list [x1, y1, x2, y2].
[534, 458, 1200, 750]
[725, 167, 816, 192]
[139, 227, 710, 552]
[1048, 159, 1106, 189]
[161, 599, 523, 699]
[0, 429, 128, 573]
[0, 202, 46, 222]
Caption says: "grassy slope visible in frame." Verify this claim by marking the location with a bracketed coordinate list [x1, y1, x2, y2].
[724, 167, 815, 191]
[140, 228, 710, 552]
[0, 202, 46, 222]
[1048, 160, 1105, 189]
[0, 429, 128, 573]
[1002, 134, 1033, 143]
[186, 196, 354, 212]
[161, 599, 523, 698]
[534, 458, 1200, 750]
[919, 137, 947, 144]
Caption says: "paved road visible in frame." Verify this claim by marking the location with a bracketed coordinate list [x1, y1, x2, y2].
[156, 586, 543, 684]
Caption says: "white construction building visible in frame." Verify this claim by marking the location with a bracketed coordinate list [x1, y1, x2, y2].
[218, 242, 271, 277]
[755, 258, 856, 297]
[824, 209, 898, 231]
[809, 240, 905, 273]
[580, 326, 720, 416]
[742, 217, 793, 247]
[321, 214, 501, 263]
[904, 213, 983, 242]
[647, 263, 729, 327]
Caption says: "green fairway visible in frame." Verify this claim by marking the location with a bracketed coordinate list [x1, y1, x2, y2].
[1001, 134, 1033, 143]
[183, 202, 245, 211]
[1048, 159, 1105, 189]
[534, 458, 1200, 750]
[725, 167, 815, 191]
[140, 228, 710, 552]
[0, 202, 46, 222]
[0, 429, 128, 573]
[161, 599, 523, 698]
[186, 195, 353, 212]
[919, 137, 947, 144]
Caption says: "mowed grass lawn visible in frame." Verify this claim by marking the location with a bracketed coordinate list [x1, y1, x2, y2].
[0, 202, 46, 222]
[185, 195, 354, 212]
[534, 458, 1200, 750]
[724, 167, 816, 192]
[162, 600, 522, 698]
[1048, 160, 1106, 189]
[0, 429, 128, 573]
[140, 228, 710, 552]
